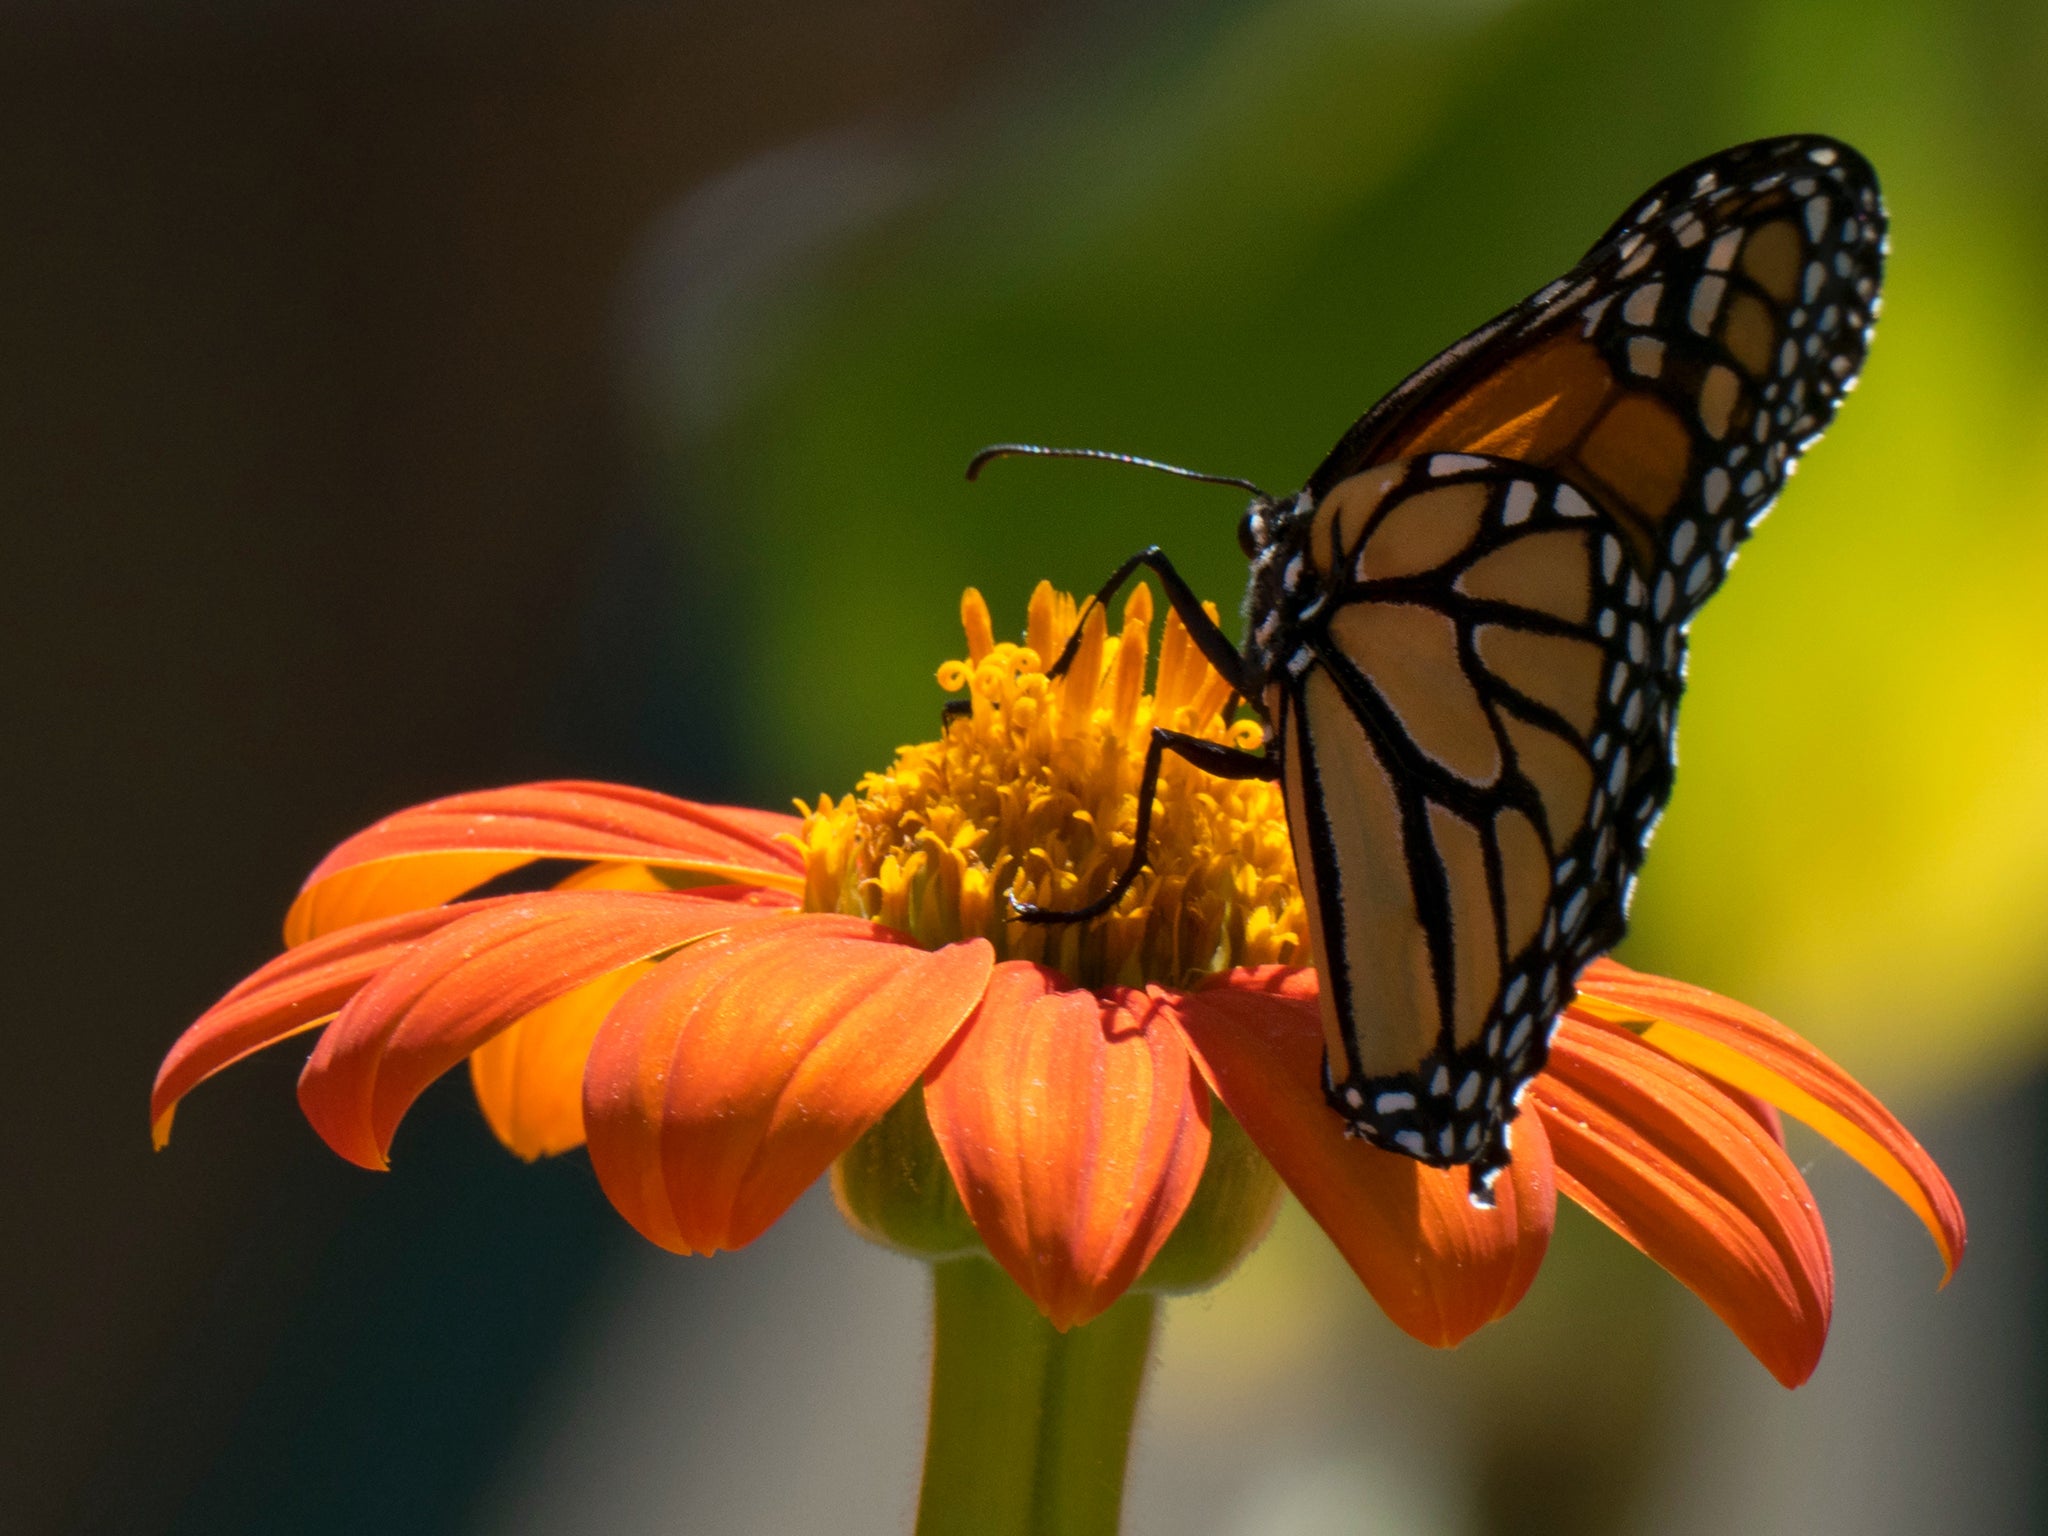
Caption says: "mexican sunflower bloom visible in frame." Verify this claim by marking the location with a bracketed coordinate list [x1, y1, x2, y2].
[155, 582, 1964, 1410]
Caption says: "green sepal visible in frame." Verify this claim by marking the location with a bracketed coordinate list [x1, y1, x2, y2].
[1134, 1101, 1283, 1294]
[832, 1083, 981, 1259]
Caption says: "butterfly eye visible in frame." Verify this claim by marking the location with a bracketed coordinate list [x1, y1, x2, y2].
[1237, 506, 1263, 558]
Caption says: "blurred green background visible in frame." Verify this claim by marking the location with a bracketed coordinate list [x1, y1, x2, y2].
[10, 1, 2044, 1533]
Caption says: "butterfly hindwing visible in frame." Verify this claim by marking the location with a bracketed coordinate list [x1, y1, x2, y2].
[1271, 454, 1669, 1177]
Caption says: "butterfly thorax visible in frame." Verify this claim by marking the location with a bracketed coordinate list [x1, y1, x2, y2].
[1236, 489, 1322, 691]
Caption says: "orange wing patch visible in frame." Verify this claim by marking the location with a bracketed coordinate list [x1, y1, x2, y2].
[1289, 672, 1442, 1080]
[1391, 332, 1615, 463]
[1354, 483, 1490, 580]
[1329, 603, 1501, 786]
[1578, 392, 1695, 523]
[1455, 530, 1593, 623]
[1426, 801, 1502, 1049]
[1739, 218, 1803, 302]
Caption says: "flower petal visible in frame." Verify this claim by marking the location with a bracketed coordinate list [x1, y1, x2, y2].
[1534, 1016, 1833, 1387]
[298, 888, 797, 1168]
[583, 921, 993, 1255]
[151, 901, 494, 1148]
[1573, 958, 1965, 1281]
[1177, 967, 1555, 1347]
[467, 962, 655, 1160]
[922, 963, 1213, 1331]
[285, 782, 806, 944]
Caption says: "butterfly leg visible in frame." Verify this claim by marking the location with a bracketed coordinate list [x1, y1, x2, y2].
[1047, 546, 1260, 698]
[1008, 727, 1279, 925]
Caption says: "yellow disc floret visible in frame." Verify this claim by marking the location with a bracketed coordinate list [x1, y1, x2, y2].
[798, 581, 1306, 991]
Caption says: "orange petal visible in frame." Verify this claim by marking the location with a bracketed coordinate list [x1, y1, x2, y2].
[285, 782, 806, 944]
[298, 888, 796, 1168]
[583, 921, 993, 1255]
[1178, 967, 1555, 1347]
[467, 962, 655, 1160]
[151, 901, 494, 1148]
[1533, 1017, 1833, 1387]
[923, 964, 1214, 1331]
[1572, 958, 1965, 1282]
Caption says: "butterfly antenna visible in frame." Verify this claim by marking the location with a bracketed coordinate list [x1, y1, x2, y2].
[966, 443, 1270, 499]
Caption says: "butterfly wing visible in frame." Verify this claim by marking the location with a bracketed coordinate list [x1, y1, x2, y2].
[1276, 136, 1884, 1187]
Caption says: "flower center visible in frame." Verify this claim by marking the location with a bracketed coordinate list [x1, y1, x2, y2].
[798, 581, 1306, 991]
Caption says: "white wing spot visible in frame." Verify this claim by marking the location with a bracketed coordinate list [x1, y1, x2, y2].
[1805, 196, 1832, 241]
[1622, 282, 1663, 325]
[1502, 480, 1538, 526]
[1376, 1091, 1417, 1114]
[1430, 453, 1489, 477]
[1689, 275, 1726, 334]
[1705, 230, 1743, 272]
[1555, 485, 1596, 519]
[1627, 335, 1664, 377]
[1701, 467, 1730, 513]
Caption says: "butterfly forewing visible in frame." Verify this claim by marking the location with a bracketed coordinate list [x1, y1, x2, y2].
[1309, 135, 1883, 614]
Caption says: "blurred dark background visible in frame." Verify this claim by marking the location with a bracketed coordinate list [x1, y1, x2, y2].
[8, 3, 2045, 1534]
[4, 7, 1052, 1531]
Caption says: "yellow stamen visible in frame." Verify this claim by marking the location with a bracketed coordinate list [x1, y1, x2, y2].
[799, 582, 1307, 990]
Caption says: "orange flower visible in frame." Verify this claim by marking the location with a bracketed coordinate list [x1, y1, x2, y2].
[153, 584, 1963, 1386]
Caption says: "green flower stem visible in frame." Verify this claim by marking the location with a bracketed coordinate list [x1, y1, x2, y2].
[916, 1256, 1157, 1536]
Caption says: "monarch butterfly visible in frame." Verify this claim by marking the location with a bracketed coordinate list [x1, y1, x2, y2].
[971, 134, 1885, 1201]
